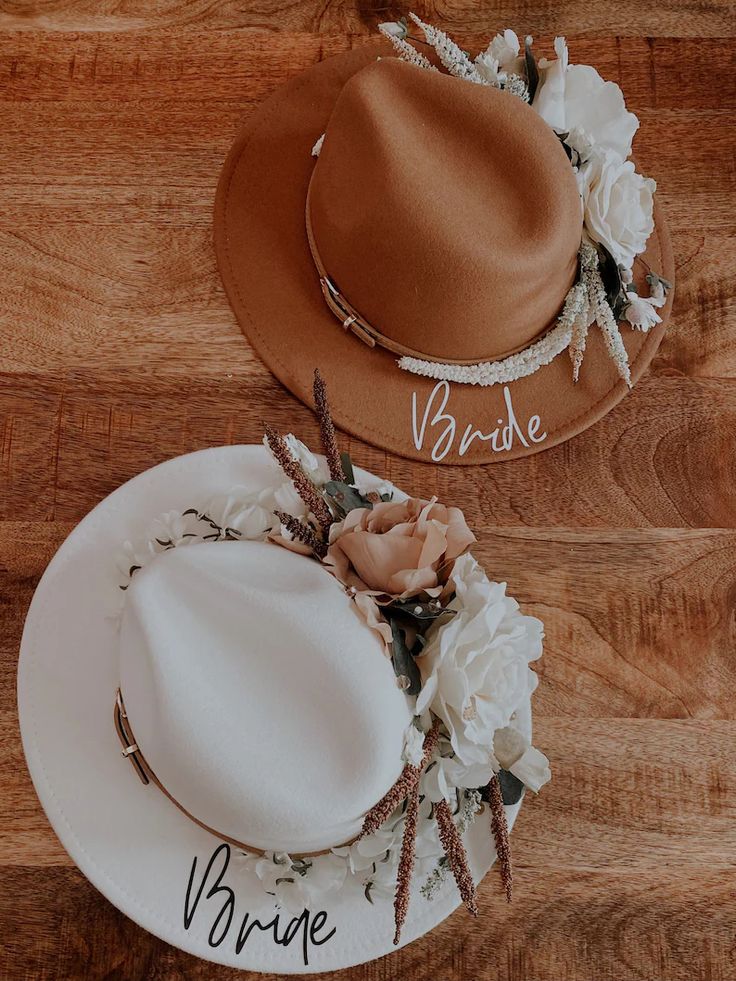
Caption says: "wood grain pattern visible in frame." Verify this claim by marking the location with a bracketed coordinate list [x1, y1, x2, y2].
[1, 2, 735, 979]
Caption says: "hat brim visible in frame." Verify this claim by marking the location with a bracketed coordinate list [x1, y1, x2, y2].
[214, 40, 675, 465]
[18, 445, 531, 974]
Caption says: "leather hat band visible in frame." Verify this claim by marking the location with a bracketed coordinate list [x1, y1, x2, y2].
[114, 688, 352, 859]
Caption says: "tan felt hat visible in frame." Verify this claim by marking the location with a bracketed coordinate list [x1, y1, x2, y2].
[214, 38, 674, 465]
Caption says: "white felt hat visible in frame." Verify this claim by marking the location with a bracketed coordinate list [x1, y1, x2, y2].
[18, 445, 533, 974]
[120, 538, 412, 854]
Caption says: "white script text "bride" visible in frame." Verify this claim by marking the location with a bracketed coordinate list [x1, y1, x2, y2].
[412, 381, 547, 462]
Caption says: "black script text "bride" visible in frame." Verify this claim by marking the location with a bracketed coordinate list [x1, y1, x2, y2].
[184, 843, 336, 966]
[412, 381, 547, 461]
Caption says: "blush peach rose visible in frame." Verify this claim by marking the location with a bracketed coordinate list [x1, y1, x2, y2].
[324, 497, 476, 601]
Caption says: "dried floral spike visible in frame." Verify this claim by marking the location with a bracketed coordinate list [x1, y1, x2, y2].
[393, 784, 420, 945]
[434, 798, 478, 916]
[409, 13, 488, 86]
[378, 23, 438, 71]
[264, 424, 333, 530]
[488, 773, 513, 902]
[358, 718, 441, 839]
[274, 510, 327, 558]
[579, 243, 631, 387]
[313, 369, 345, 482]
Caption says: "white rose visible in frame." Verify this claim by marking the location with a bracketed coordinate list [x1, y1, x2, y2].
[533, 39, 639, 160]
[415, 554, 543, 767]
[578, 150, 656, 269]
[533, 36, 569, 132]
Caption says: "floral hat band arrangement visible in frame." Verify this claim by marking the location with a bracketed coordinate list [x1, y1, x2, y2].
[115, 371, 550, 945]
[309, 15, 672, 389]
[215, 12, 675, 463]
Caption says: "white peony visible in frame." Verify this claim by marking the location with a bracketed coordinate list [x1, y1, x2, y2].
[415, 553, 543, 768]
[533, 38, 639, 160]
[577, 150, 656, 269]
[494, 727, 551, 793]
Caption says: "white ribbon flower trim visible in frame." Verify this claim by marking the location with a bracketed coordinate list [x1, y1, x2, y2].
[245, 851, 347, 914]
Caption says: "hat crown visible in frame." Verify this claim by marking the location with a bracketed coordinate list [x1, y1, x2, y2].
[119, 540, 411, 853]
[309, 58, 583, 362]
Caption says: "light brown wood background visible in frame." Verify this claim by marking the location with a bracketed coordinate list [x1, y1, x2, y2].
[1, 2, 735, 979]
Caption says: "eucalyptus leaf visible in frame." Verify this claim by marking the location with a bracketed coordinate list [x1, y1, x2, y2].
[646, 271, 673, 292]
[389, 598, 457, 628]
[597, 243, 627, 318]
[478, 769, 525, 805]
[498, 769, 525, 805]
[389, 618, 422, 696]
[340, 451, 355, 485]
[323, 480, 373, 517]
[524, 37, 539, 103]
[558, 133, 573, 162]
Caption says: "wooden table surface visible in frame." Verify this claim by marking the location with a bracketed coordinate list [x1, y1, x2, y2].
[1, 2, 735, 979]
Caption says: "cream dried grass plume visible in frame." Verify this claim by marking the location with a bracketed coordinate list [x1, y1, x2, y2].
[408, 13, 490, 86]
[378, 23, 438, 72]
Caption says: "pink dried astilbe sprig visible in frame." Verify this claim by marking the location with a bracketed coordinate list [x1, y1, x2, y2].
[392, 784, 420, 945]
[264, 424, 333, 530]
[273, 510, 327, 559]
[488, 773, 513, 902]
[358, 718, 441, 840]
[312, 368, 345, 483]
[434, 798, 478, 916]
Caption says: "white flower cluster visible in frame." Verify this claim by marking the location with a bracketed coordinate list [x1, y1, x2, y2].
[115, 445, 544, 913]
[373, 16, 672, 386]
[531, 35, 665, 330]
[115, 436, 337, 591]
[234, 783, 482, 912]
[415, 554, 549, 788]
